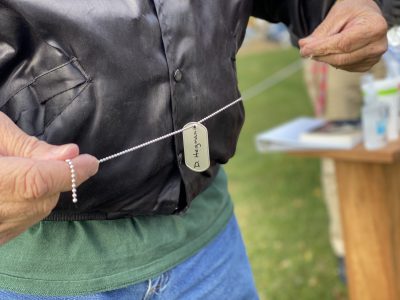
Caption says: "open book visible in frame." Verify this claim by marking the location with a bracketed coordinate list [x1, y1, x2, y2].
[256, 117, 362, 153]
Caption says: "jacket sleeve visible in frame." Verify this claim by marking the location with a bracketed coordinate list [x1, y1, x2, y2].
[0, 4, 36, 88]
[0, 5, 22, 84]
[382, 0, 400, 25]
[251, 0, 335, 43]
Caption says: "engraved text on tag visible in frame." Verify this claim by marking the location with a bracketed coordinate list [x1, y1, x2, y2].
[182, 122, 210, 172]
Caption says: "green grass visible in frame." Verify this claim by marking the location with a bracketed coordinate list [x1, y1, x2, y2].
[225, 48, 347, 300]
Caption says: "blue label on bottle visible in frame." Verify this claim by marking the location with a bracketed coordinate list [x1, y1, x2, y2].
[376, 120, 387, 135]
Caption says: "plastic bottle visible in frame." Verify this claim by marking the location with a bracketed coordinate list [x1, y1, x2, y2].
[385, 26, 400, 78]
[361, 75, 389, 150]
[385, 26, 400, 132]
[373, 78, 400, 140]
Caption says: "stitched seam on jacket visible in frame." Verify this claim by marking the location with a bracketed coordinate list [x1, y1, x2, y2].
[43, 80, 91, 130]
[6, 57, 79, 103]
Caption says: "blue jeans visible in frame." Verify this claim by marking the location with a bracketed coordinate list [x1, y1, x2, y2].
[0, 216, 259, 300]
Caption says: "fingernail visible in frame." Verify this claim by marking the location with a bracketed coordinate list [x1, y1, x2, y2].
[83, 154, 100, 176]
[51, 144, 73, 155]
[299, 36, 315, 45]
[91, 160, 100, 176]
[300, 47, 311, 58]
[50, 144, 77, 156]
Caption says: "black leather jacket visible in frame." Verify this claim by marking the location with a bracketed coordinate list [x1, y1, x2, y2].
[382, 0, 400, 25]
[0, 0, 334, 220]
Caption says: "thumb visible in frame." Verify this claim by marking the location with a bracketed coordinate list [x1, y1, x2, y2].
[22, 154, 99, 199]
[0, 112, 79, 160]
[29, 142, 80, 161]
[43, 154, 99, 193]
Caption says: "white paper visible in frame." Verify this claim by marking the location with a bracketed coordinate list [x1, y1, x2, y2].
[255, 117, 358, 153]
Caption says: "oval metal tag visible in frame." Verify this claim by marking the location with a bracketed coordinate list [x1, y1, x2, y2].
[182, 122, 210, 172]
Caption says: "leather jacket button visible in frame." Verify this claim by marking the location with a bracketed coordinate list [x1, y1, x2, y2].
[173, 69, 183, 82]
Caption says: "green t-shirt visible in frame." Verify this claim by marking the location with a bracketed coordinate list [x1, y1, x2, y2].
[0, 168, 233, 296]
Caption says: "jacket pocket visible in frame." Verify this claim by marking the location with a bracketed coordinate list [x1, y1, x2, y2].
[0, 57, 90, 136]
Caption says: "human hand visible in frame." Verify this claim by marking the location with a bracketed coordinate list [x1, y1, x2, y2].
[0, 112, 99, 245]
[299, 0, 388, 72]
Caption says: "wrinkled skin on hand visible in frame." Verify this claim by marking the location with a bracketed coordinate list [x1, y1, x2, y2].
[0, 112, 99, 245]
[300, 0, 388, 72]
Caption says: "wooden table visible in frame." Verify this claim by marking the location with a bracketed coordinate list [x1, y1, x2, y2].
[293, 141, 400, 300]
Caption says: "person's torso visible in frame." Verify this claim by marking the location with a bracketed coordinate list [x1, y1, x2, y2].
[0, 0, 252, 219]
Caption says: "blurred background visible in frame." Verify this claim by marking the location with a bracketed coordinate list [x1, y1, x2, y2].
[226, 18, 348, 300]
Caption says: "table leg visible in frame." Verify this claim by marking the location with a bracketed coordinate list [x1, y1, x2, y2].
[335, 160, 400, 300]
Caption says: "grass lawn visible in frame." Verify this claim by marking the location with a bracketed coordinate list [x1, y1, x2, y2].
[225, 48, 348, 300]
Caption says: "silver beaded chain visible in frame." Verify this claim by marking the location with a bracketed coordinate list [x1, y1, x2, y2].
[62, 59, 302, 204]
[65, 97, 243, 203]
[65, 159, 78, 203]
[98, 97, 243, 163]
